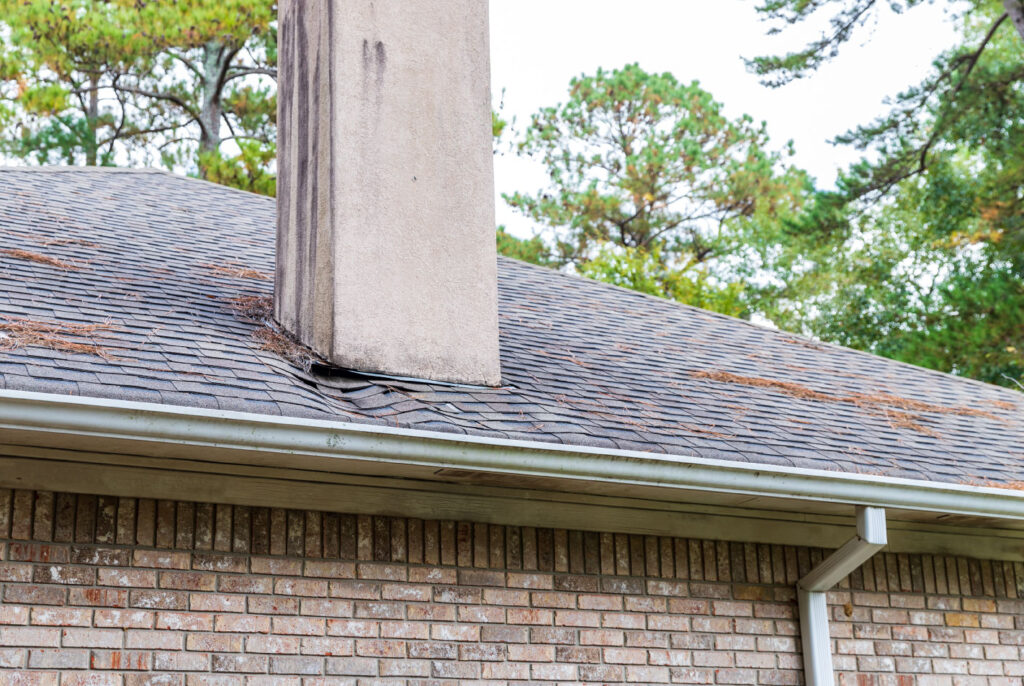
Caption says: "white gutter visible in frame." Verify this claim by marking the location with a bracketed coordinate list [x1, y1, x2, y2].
[799, 507, 887, 686]
[1, 389, 1023, 520]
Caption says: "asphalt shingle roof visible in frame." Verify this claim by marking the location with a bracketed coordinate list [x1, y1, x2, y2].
[1, 167, 1022, 485]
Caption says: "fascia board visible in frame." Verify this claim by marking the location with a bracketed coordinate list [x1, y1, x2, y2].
[1, 389, 1022, 521]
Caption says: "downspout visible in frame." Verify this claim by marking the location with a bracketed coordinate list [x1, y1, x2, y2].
[798, 506, 887, 686]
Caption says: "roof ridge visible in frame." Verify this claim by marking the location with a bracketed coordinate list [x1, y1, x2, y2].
[0, 165, 171, 174]
[0, 165, 276, 201]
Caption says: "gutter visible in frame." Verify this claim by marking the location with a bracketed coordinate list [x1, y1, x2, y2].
[1, 389, 1023, 521]
[799, 507, 887, 686]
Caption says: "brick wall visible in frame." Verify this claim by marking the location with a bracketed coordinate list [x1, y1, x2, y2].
[0, 489, 1023, 685]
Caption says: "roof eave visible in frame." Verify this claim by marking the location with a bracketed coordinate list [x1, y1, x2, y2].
[0, 388, 1022, 522]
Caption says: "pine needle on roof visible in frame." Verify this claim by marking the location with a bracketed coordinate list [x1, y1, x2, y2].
[228, 295, 274, 322]
[0, 316, 119, 358]
[1, 248, 80, 270]
[203, 263, 272, 280]
[690, 369, 1006, 438]
[253, 326, 318, 370]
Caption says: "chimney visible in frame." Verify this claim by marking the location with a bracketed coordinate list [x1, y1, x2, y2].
[275, 0, 501, 386]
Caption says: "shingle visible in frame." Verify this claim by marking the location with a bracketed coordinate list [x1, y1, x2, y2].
[0, 167, 1021, 487]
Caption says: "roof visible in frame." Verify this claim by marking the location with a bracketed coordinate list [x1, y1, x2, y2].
[0, 167, 1021, 487]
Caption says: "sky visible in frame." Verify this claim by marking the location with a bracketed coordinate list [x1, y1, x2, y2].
[489, 0, 964, 238]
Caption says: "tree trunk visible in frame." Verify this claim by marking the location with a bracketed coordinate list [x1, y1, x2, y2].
[86, 74, 99, 166]
[1003, 0, 1024, 42]
[197, 40, 229, 172]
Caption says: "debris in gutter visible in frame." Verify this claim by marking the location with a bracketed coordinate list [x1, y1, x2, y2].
[1, 248, 81, 270]
[0, 315, 119, 358]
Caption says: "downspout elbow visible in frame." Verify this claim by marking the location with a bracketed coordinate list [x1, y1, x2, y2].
[798, 506, 887, 686]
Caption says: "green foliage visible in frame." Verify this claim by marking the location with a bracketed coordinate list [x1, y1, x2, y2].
[580, 243, 748, 318]
[199, 140, 276, 197]
[505, 63, 808, 316]
[0, 0, 276, 188]
[747, 0, 934, 87]
[496, 226, 555, 267]
[750, 1, 1024, 389]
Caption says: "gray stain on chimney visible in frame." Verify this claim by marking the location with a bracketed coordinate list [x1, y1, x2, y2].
[361, 39, 386, 112]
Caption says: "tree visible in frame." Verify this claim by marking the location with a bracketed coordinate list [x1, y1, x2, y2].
[0, 0, 276, 191]
[505, 63, 808, 315]
[750, 0, 1024, 388]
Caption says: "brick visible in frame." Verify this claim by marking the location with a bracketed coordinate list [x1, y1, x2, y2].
[408, 566, 456, 584]
[155, 611, 213, 631]
[329, 580, 380, 599]
[303, 560, 356, 578]
[482, 662, 530, 679]
[124, 629, 181, 650]
[299, 636, 354, 656]
[61, 675, 123, 686]
[270, 655, 323, 674]
[4, 584, 65, 605]
[213, 614, 269, 633]
[8, 543, 69, 563]
[531, 663, 577, 680]
[251, 556, 302, 575]
[404, 604, 455, 622]
[0, 648, 26, 668]
[355, 639, 405, 657]
[0, 606, 30, 625]
[210, 653, 268, 673]
[507, 607, 553, 625]
[274, 578, 329, 596]
[507, 572, 553, 589]
[482, 587, 529, 607]
[185, 632, 244, 652]
[555, 609, 601, 626]
[60, 628, 122, 648]
[433, 585, 480, 604]
[357, 563, 406, 581]
[125, 677, 183, 686]
[130, 589, 187, 610]
[407, 641, 458, 659]
[93, 614, 154, 630]
[193, 594, 246, 613]
[70, 588, 128, 608]
[159, 571, 216, 591]
[98, 568, 157, 588]
[381, 582, 430, 602]
[28, 648, 89, 668]
[327, 619, 378, 637]
[218, 575, 272, 594]
[31, 564, 96, 585]
[273, 616, 326, 636]
[325, 656, 377, 675]
[191, 553, 246, 573]
[90, 650, 151, 671]
[380, 620, 428, 639]
[430, 623, 479, 641]
[29, 607, 91, 626]
[0, 673, 59, 686]
[626, 665, 671, 683]
[132, 550, 189, 569]
[0, 562, 32, 581]
[508, 644, 555, 661]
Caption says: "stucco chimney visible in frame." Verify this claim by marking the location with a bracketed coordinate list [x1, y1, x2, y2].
[275, 0, 501, 386]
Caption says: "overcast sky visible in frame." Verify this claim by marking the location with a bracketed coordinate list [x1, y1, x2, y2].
[489, 0, 963, 237]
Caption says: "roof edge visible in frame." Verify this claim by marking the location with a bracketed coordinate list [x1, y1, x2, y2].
[1, 389, 1022, 521]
